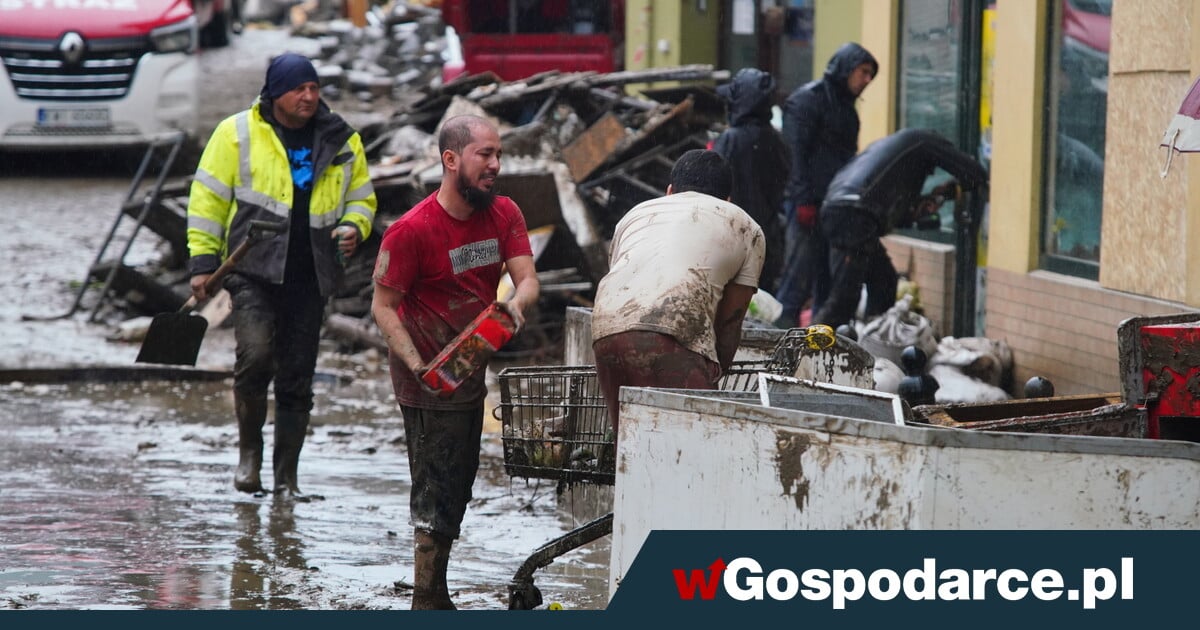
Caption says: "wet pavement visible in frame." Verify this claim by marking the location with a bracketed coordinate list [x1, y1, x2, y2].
[0, 371, 610, 611]
[0, 27, 610, 611]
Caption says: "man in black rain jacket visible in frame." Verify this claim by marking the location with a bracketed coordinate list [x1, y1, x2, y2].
[812, 128, 989, 330]
[713, 68, 790, 292]
[775, 42, 878, 327]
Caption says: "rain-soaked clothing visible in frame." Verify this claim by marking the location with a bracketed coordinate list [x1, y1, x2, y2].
[591, 190, 764, 439]
[187, 97, 375, 298]
[593, 331, 721, 437]
[775, 42, 878, 325]
[713, 68, 790, 292]
[814, 128, 989, 329]
[226, 273, 324, 413]
[590, 191, 765, 366]
[375, 190, 533, 540]
[401, 404, 484, 538]
[187, 95, 376, 416]
[375, 192, 533, 411]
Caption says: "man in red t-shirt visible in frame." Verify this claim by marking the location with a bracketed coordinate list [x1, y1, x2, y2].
[371, 114, 539, 610]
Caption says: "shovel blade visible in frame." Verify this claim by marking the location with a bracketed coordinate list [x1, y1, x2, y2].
[135, 312, 209, 366]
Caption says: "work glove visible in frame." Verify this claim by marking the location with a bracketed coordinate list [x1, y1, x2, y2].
[795, 204, 818, 229]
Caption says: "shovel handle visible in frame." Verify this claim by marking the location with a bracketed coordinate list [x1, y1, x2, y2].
[183, 219, 286, 312]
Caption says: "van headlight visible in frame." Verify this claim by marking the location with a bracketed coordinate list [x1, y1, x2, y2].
[151, 16, 198, 54]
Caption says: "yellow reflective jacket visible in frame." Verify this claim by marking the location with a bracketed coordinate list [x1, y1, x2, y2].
[186, 98, 376, 297]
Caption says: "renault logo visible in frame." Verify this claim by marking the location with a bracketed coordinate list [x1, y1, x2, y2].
[59, 32, 85, 66]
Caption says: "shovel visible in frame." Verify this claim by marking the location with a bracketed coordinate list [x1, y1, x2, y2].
[135, 219, 285, 366]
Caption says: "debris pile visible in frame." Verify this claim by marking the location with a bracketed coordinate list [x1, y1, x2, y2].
[88, 9, 732, 361]
[332, 62, 731, 358]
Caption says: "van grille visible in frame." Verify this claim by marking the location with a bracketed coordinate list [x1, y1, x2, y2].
[0, 35, 148, 101]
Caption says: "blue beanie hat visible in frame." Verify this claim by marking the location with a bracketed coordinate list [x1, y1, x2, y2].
[264, 53, 319, 99]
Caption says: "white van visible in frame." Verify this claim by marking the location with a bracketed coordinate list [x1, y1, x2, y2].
[0, 0, 212, 150]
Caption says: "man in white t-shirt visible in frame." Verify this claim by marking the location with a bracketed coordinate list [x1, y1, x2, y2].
[591, 149, 766, 439]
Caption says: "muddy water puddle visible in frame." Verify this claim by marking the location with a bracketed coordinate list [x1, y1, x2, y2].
[0, 372, 610, 610]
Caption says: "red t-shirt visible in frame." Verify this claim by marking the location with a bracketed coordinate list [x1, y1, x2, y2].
[375, 192, 533, 409]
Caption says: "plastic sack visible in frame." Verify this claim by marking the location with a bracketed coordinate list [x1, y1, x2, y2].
[929, 336, 1013, 388]
[930, 364, 1011, 404]
[748, 289, 783, 325]
[857, 295, 938, 366]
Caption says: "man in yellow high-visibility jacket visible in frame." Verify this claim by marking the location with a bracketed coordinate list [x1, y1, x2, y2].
[186, 52, 376, 499]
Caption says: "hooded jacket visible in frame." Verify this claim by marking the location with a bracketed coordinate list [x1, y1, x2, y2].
[713, 68, 790, 289]
[186, 95, 376, 297]
[782, 42, 878, 208]
[820, 128, 989, 249]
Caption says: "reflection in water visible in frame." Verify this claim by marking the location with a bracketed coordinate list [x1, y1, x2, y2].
[229, 498, 308, 610]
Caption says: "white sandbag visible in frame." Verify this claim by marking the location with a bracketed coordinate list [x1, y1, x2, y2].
[929, 336, 1013, 388]
[857, 294, 938, 366]
[930, 364, 1011, 404]
[873, 357, 903, 394]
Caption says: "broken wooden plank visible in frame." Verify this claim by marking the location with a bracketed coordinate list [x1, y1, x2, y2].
[476, 71, 596, 110]
[561, 112, 629, 182]
[586, 65, 731, 88]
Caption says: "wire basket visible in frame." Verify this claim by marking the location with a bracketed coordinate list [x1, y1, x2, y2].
[495, 360, 791, 486]
[496, 365, 611, 486]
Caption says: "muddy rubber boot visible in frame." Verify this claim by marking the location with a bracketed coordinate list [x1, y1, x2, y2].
[412, 528, 456, 610]
[272, 410, 309, 500]
[233, 394, 268, 493]
[430, 530, 456, 609]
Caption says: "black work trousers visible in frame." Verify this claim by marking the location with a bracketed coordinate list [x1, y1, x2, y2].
[812, 238, 898, 330]
[225, 273, 325, 414]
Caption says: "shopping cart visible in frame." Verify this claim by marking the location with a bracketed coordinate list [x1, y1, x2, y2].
[495, 326, 834, 609]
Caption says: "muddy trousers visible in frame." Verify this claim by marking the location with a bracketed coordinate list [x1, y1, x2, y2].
[226, 273, 324, 495]
[812, 238, 898, 331]
[401, 404, 483, 610]
[593, 331, 721, 440]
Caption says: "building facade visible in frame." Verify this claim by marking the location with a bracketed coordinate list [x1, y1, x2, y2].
[638, 0, 1198, 395]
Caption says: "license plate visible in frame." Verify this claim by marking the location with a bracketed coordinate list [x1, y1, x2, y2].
[36, 107, 111, 129]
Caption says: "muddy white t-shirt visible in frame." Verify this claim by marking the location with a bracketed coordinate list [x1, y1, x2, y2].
[591, 191, 765, 363]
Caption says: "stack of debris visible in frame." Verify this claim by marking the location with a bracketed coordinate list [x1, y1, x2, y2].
[94, 9, 731, 360]
[328, 62, 731, 357]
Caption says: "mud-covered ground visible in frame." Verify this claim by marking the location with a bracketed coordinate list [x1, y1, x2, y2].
[0, 27, 609, 611]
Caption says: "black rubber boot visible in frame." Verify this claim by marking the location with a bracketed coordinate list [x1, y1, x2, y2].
[272, 409, 309, 499]
[233, 393, 268, 493]
[412, 528, 456, 610]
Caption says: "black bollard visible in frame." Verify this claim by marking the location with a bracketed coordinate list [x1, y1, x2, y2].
[1023, 376, 1055, 399]
[835, 323, 857, 342]
[897, 346, 939, 406]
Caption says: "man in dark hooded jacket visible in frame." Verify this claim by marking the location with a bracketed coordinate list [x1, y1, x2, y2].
[812, 128, 989, 329]
[774, 42, 878, 327]
[713, 68, 790, 292]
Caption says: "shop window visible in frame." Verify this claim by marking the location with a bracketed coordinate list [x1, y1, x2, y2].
[1042, 0, 1110, 278]
[896, 0, 972, 241]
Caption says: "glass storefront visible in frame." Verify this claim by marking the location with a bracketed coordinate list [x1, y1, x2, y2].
[1043, 0, 1110, 277]
[896, 0, 973, 238]
[721, 0, 815, 98]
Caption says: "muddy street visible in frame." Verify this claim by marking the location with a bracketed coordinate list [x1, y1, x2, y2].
[0, 27, 609, 611]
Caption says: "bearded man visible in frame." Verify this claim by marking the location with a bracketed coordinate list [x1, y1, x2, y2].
[370, 114, 539, 610]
